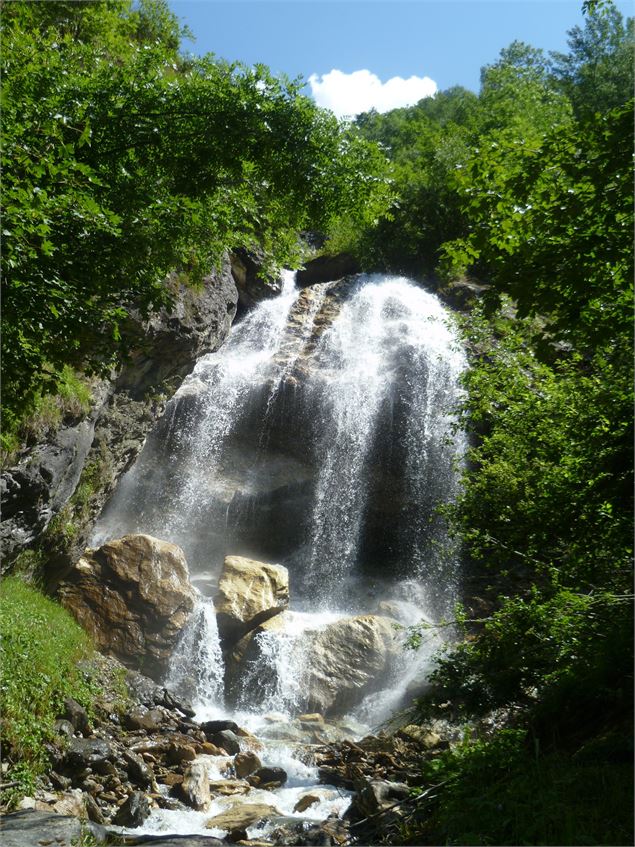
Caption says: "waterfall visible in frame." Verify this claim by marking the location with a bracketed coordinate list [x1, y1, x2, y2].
[93, 272, 467, 718]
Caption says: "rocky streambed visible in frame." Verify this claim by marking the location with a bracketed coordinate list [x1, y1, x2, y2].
[0, 649, 458, 847]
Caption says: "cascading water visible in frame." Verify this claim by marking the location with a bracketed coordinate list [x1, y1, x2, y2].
[96, 271, 467, 838]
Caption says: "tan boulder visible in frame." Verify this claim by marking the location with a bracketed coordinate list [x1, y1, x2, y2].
[58, 534, 197, 680]
[293, 793, 321, 813]
[234, 751, 262, 778]
[206, 802, 281, 832]
[214, 555, 289, 647]
[303, 615, 401, 716]
[178, 759, 211, 810]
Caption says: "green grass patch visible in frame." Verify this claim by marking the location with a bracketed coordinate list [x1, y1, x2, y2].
[0, 577, 98, 806]
[1, 365, 93, 466]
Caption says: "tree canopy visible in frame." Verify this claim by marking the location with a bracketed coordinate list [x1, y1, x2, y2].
[1, 0, 390, 433]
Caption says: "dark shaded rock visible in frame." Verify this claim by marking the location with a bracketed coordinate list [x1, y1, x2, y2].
[438, 277, 488, 311]
[54, 719, 75, 738]
[125, 670, 165, 708]
[200, 719, 241, 736]
[345, 778, 409, 822]
[85, 793, 106, 824]
[161, 688, 195, 717]
[296, 252, 361, 287]
[64, 738, 113, 771]
[117, 259, 238, 399]
[0, 810, 107, 846]
[63, 696, 91, 734]
[248, 766, 287, 788]
[112, 791, 152, 827]
[124, 749, 154, 788]
[0, 382, 110, 565]
[230, 248, 281, 311]
[58, 534, 197, 680]
[209, 729, 241, 756]
[123, 708, 167, 733]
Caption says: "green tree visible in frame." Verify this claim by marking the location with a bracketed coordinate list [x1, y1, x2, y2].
[1, 1, 389, 434]
[550, 2, 634, 118]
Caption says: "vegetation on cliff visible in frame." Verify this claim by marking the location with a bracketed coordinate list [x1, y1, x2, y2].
[1, 0, 390, 448]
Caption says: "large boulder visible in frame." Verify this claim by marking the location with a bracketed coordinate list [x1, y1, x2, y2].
[304, 615, 401, 716]
[58, 534, 197, 680]
[227, 613, 401, 717]
[214, 556, 289, 647]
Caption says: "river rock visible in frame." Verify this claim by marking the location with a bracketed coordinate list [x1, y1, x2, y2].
[178, 760, 211, 810]
[112, 791, 152, 827]
[214, 555, 289, 647]
[206, 802, 281, 833]
[0, 810, 107, 847]
[345, 778, 409, 822]
[293, 793, 320, 813]
[209, 779, 250, 796]
[62, 697, 91, 735]
[248, 766, 287, 788]
[58, 534, 197, 679]
[64, 738, 113, 771]
[210, 729, 241, 755]
[234, 750, 262, 778]
[123, 749, 154, 788]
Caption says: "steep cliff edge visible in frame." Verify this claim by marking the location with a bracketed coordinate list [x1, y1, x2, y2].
[1, 258, 238, 584]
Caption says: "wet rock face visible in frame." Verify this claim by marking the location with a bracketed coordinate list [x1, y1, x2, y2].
[214, 555, 289, 648]
[303, 615, 402, 717]
[226, 612, 401, 718]
[1, 257, 238, 577]
[58, 534, 197, 680]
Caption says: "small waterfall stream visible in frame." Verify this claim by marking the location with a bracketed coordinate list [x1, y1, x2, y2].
[94, 271, 467, 838]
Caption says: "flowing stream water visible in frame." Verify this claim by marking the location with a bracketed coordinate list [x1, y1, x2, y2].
[94, 271, 467, 838]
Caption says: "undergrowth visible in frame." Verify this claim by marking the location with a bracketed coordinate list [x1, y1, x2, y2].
[0, 577, 98, 808]
[1, 365, 93, 465]
[400, 729, 634, 846]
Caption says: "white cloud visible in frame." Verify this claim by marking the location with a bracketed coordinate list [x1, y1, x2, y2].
[308, 68, 437, 118]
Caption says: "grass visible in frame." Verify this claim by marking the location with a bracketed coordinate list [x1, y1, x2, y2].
[0, 577, 98, 808]
[1, 365, 93, 465]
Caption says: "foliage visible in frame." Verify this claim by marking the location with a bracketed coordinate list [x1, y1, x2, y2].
[441, 100, 633, 351]
[550, 4, 634, 118]
[402, 730, 634, 845]
[0, 578, 97, 805]
[1, 366, 94, 465]
[449, 311, 632, 591]
[1, 0, 390, 430]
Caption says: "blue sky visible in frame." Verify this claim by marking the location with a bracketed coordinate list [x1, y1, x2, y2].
[169, 1, 632, 116]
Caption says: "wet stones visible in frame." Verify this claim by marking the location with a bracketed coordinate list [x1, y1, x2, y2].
[206, 802, 282, 834]
[234, 750, 262, 778]
[177, 760, 211, 810]
[112, 791, 152, 827]
[248, 766, 288, 789]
